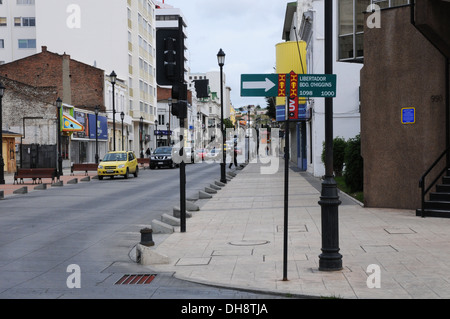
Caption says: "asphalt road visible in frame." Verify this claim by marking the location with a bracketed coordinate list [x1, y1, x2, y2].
[0, 162, 296, 300]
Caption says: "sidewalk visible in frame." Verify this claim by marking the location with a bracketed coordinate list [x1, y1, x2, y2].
[0, 169, 96, 198]
[148, 159, 450, 299]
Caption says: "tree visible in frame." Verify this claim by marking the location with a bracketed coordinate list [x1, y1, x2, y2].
[344, 134, 363, 193]
[223, 118, 234, 129]
[321, 137, 347, 177]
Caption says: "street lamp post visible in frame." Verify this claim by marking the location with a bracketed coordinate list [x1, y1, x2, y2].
[120, 112, 125, 151]
[155, 120, 159, 147]
[94, 105, 99, 164]
[0, 82, 5, 184]
[56, 97, 63, 177]
[110, 71, 117, 151]
[166, 123, 170, 146]
[168, 98, 172, 146]
[217, 48, 226, 184]
[319, 0, 342, 271]
[247, 105, 251, 163]
[140, 116, 144, 158]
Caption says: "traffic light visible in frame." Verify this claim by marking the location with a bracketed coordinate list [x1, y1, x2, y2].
[171, 100, 187, 119]
[164, 36, 177, 80]
[171, 84, 187, 119]
[156, 28, 181, 85]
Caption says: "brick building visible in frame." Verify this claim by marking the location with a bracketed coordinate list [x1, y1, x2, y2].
[0, 46, 108, 168]
[0, 76, 58, 172]
[0, 46, 104, 110]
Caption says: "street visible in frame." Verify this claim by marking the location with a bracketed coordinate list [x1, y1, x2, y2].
[0, 162, 293, 299]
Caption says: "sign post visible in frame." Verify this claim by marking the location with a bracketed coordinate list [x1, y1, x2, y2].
[240, 70, 338, 278]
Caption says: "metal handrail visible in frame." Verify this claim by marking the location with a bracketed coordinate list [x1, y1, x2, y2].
[419, 147, 450, 217]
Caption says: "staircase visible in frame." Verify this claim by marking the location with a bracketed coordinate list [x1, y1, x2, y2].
[417, 168, 450, 218]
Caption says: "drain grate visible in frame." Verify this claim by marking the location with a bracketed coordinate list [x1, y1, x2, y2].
[115, 274, 156, 285]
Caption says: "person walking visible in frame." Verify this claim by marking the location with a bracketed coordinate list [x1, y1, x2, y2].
[229, 140, 238, 169]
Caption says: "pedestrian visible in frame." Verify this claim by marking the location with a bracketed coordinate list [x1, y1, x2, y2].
[145, 147, 151, 158]
[229, 140, 238, 169]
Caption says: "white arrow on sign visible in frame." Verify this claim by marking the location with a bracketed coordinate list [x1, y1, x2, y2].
[242, 78, 276, 92]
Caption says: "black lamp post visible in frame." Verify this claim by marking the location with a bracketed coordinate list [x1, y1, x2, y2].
[139, 116, 144, 158]
[120, 111, 125, 151]
[56, 97, 63, 177]
[217, 48, 226, 184]
[166, 123, 170, 146]
[0, 82, 5, 184]
[155, 119, 159, 147]
[110, 71, 117, 151]
[319, 0, 342, 271]
[168, 98, 172, 146]
[247, 105, 251, 163]
[94, 105, 99, 164]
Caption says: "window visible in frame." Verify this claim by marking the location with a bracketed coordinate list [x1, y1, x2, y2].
[14, 17, 35, 27]
[17, 0, 35, 4]
[18, 39, 36, 48]
[0, 39, 4, 49]
[0, 17, 6, 26]
[338, 0, 410, 62]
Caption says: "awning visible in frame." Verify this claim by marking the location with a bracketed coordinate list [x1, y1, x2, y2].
[62, 113, 84, 132]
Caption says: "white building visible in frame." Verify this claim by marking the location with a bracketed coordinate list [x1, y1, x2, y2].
[0, 0, 158, 157]
[283, 1, 362, 177]
[188, 71, 232, 148]
[0, 0, 37, 64]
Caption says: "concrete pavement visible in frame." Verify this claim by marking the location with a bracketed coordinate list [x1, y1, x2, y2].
[145, 158, 450, 299]
[3, 160, 450, 299]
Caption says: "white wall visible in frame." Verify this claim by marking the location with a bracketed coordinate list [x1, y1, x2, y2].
[296, 0, 362, 177]
[0, 1, 37, 63]
[35, 0, 129, 78]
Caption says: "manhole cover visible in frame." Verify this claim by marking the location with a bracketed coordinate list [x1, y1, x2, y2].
[228, 240, 270, 246]
[115, 274, 156, 285]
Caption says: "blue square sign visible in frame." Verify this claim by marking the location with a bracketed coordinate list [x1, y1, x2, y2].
[401, 107, 415, 125]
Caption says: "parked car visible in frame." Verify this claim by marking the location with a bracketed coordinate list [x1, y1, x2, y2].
[195, 148, 207, 162]
[184, 147, 195, 163]
[150, 146, 176, 169]
[97, 151, 138, 180]
[206, 148, 221, 161]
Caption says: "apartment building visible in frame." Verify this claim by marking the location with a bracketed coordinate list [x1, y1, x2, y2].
[0, 0, 36, 64]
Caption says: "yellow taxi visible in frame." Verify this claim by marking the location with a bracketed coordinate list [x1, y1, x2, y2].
[97, 151, 139, 180]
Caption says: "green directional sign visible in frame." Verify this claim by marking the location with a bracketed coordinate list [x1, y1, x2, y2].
[297, 74, 337, 98]
[240, 74, 280, 97]
[241, 73, 337, 98]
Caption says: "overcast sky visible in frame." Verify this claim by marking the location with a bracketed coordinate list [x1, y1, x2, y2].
[161, 0, 289, 109]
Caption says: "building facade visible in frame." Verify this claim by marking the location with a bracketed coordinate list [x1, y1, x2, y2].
[361, 2, 450, 210]
[0, 0, 158, 158]
[282, 0, 362, 177]
[0, 47, 108, 167]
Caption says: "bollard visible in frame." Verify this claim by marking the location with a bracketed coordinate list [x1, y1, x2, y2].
[140, 228, 154, 247]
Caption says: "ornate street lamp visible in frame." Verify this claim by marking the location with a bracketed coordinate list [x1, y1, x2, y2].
[120, 111, 125, 151]
[56, 97, 63, 177]
[139, 116, 144, 158]
[110, 71, 117, 151]
[166, 122, 170, 146]
[94, 105, 99, 164]
[319, 0, 342, 271]
[217, 48, 226, 184]
[155, 119, 159, 147]
[0, 82, 5, 184]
